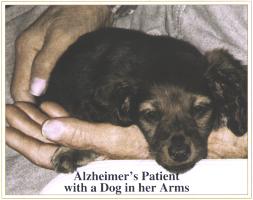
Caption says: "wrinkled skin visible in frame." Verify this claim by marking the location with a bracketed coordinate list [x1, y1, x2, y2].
[11, 5, 112, 102]
[6, 102, 247, 171]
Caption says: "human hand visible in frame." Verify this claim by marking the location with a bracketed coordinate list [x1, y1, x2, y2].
[6, 102, 69, 169]
[6, 102, 151, 169]
[207, 127, 247, 159]
[6, 102, 247, 170]
[11, 5, 112, 102]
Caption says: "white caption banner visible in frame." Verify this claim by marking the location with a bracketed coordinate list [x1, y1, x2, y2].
[41, 159, 247, 195]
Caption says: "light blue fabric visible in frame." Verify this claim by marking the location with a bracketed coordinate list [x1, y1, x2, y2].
[114, 5, 247, 63]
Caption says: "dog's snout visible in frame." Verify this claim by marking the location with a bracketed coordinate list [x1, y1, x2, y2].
[169, 135, 191, 162]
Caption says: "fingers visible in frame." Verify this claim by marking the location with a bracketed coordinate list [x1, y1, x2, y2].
[6, 102, 69, 170]
[207, 127, 248, 158]
[40, 101, 69, 117]
[11, 6, 50, 99]
[41, 118, 151, 159]
[29, 5, 112, 96]
[15, 102, 48, 125]
[11, 30, 45, 102]
[41, 118, 89, 148]
[6, 104, 52, 143]
[6, 127, 58, 169]
[30, 30, 77, 96]
[12, 5, 112, 100]
[6, 101, 69, 144]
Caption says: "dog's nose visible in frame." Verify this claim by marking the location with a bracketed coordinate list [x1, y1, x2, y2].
[171, 135, 185, 145]
[169, 135, 191, 162]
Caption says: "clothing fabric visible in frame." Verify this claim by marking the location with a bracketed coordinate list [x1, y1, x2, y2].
[114, 5, 247, 63]
[5, 5, 247, 194]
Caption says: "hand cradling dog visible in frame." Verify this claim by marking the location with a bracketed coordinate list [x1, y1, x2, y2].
[38, 28, 247, 173]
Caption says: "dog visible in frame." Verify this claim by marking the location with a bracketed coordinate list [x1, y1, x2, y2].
[39, 27, 247, 173]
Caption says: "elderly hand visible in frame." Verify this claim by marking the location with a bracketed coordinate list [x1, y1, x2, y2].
[6, 101, 247, 170]
[207, 128, 247, 159]
[11, 5, 112, 102]
[6, 102, 150, 169]
[6, 101, 247, 171]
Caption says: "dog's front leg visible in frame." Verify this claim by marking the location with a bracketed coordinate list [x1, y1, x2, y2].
[51, 146, 99, 173]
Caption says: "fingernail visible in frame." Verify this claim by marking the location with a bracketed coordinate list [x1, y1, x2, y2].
[42, 120, 65, 140]
[30, 77, 47, 96]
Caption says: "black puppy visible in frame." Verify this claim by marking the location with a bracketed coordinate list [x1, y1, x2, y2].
[39, 28, 247, 173]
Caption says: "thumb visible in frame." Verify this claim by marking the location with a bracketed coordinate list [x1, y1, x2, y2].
[30, 30, 77, 96]
[41, 118, 150, 159]
[42, 118, 95, 149]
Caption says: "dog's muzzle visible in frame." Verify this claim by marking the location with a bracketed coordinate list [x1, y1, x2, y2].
[168, 135, 191, 162]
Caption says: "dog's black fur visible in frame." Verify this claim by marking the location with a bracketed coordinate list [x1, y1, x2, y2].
[39, 28, 247, 173]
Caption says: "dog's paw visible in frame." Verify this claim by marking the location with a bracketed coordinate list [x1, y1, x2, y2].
[51, 147, 77, 173]
[51, 147, 100, 173]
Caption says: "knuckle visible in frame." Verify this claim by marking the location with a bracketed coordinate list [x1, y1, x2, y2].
[33, 156, 43, 167]
[32, 144, 43, 167]
[15, 30, 42, 54]
[10, 87, 27, 102]
[11, 88, 34, 103]
[15, 31, 31, 51]
[50, 27, 74, 42]
[10, 87, 18, 100]
[68, 126, 87, 149]
[5, 105, 17, 123]
[32, 156, 40, 166]
[69, 127, 81, 145]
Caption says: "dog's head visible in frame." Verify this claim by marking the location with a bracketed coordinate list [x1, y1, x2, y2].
[137, 85, 214, 172]
[94, 49, 247, 173]
[137, 49, 246, 173]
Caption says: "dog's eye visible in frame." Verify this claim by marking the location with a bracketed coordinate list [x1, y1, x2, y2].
[143, 111, 161, 122]
[192, 104, 211, 117]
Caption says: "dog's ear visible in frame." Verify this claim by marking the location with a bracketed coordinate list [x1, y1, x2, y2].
[94, 79, 139, 125]
[204, 49, 247, 136]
